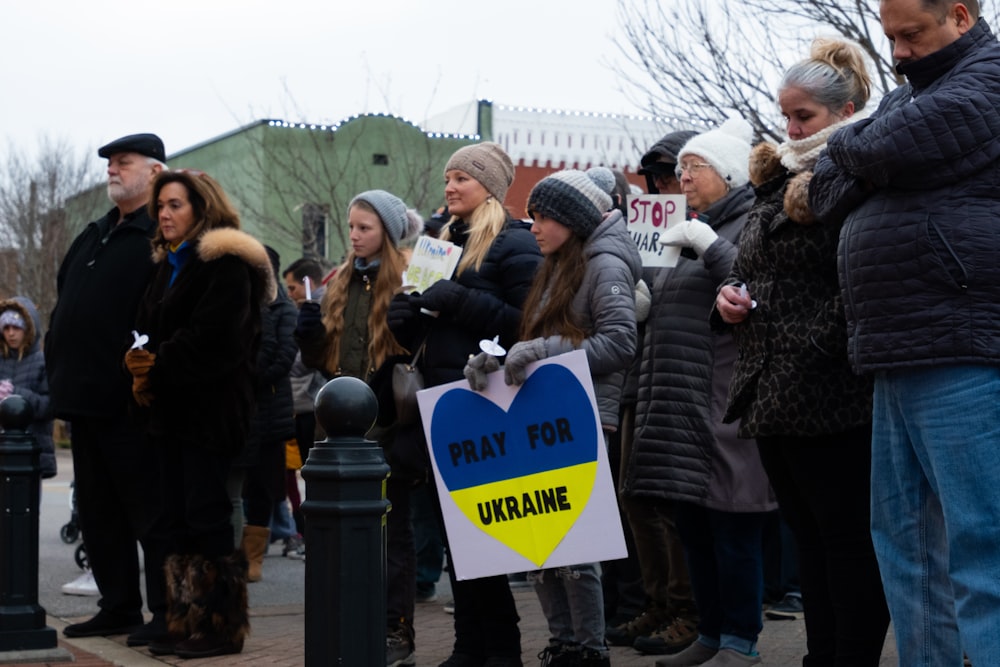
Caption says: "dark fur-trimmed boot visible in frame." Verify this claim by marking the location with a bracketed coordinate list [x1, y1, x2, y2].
[148, 554, 195, 656]
[173, 550, 250, 659]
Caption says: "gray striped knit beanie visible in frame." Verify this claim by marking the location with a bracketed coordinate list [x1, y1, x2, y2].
[526, 167, 615, 239]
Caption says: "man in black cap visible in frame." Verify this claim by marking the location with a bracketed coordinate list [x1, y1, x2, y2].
[47, 133, 170, 645]
[637, 130, 698, 195]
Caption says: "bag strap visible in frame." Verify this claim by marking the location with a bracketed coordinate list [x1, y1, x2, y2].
[410, 340, 426, 366]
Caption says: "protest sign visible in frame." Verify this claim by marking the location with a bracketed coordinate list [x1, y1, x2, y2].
[403, 235, 462, 294]
[416, 350, 626, 580]
[626, 194, 686, 267]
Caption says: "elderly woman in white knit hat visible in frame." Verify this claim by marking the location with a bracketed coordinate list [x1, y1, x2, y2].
[387, 142, 543, 667]
[625, 117, 777, 667]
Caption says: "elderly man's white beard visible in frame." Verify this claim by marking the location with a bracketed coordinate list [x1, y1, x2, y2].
[107, 180, 148, 205]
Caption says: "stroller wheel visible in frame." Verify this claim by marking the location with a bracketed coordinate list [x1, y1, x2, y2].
[74, 543, 88, 571]
[60, 523, 80, 544]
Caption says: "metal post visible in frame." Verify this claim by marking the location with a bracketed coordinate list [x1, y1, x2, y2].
[301, 376, 389, 666]
[0, 395, 57, 651]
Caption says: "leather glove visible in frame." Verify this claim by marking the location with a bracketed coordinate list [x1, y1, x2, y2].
[413, 279, 466, 315]
[295, 301, 325, 342]
[125, 349, 156, 407]
[503, 338, 548, 386]
[387, 293, 419, 334]
[659, 219, 719, 256]
[463, 352, 500, 392]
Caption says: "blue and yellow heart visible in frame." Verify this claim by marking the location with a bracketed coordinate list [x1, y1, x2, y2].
[430, 363, 598, 566]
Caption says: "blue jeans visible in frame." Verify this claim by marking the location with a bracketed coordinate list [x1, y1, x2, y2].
[674, 503, 765, 655]
[872, 365, 1000, 666]
[529, 563, 607, 654]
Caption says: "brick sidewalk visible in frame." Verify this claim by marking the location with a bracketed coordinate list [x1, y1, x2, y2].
[39, 587, 896, 666]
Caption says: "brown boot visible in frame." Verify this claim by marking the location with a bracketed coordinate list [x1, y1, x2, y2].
[240, 525, 269, 582]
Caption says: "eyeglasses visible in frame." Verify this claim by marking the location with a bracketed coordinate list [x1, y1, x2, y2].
[675, 162, 713, 180]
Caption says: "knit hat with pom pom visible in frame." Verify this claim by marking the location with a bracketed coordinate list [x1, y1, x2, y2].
[349, 190, 424, 247]
[526, 167, 616, 239]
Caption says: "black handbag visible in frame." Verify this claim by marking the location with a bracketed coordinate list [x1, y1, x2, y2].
[392, 341, 426, 425]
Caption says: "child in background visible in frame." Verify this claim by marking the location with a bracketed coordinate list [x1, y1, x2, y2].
[466, 168, 640, 666]
[0, 297, 56, 479]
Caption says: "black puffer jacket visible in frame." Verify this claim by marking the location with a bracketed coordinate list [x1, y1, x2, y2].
[811, 19, 1000, 373]
[237, 289, 298, 468]
[625, 185, 774, 512]
[390, 218, 543, 388]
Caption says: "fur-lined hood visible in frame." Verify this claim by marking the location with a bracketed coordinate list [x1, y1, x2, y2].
[0, 297, 40, 357]
[152, 228, 277, 303]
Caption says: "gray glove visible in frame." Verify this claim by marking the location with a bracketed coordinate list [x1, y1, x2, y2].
[503, 338, 548, 386]
[463, 352, 500, 392]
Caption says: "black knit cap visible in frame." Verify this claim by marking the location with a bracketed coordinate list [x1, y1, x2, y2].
[527, 168, 615, 239]
[97, 133, 166, 162]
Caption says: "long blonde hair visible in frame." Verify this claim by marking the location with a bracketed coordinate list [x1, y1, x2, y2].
[440, 197, 507, 275]
[319, 201, 409, 375]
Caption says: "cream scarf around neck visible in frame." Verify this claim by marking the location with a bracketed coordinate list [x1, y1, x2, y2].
[776, 105, 872, 174]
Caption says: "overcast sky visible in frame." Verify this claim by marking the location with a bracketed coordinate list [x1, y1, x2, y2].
[1, 1, 654, 160]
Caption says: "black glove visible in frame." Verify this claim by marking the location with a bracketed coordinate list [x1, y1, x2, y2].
[413, 279, 467, 315]
[295, 301, 325, 342]
[388, 293, 419, 335]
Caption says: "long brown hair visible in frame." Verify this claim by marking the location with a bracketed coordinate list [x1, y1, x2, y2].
[519, 233, 588, 346]
[148, 169, 240, 251]
[319, 200, 409, 375]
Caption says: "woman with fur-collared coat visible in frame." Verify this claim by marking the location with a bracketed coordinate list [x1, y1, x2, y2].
[125, 169, 274, 660]
[713, 39, 888, 666]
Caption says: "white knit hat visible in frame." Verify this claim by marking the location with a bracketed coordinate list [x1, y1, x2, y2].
[677, 117, 754, 188]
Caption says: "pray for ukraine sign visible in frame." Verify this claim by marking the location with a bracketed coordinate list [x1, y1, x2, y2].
[417, 350, 626, 580]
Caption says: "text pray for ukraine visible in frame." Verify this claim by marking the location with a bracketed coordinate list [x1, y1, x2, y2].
[446, 418, 575, 467]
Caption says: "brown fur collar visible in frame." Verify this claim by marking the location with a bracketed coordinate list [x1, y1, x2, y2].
[152, 228, 277, 303]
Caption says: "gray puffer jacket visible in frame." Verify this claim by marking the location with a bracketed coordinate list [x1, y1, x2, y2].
[811, 19, 1000, 373]
[0, 297, 56, 478]
[624, 185, 775, 512]
[531, 210, 642, 427]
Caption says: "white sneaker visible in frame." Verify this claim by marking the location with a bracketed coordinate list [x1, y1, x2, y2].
[61, 571, 99, 596]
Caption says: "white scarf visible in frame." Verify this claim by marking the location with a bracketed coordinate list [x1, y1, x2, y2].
[776, 106, 872, 174]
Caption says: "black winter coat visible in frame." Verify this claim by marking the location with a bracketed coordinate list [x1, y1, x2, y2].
[47, 206, 157, 419]
[236, 290, 298, 468]
[811, 19, 1000, 373]
[135, 229, 275, 456]
[390, 219, 543, 388]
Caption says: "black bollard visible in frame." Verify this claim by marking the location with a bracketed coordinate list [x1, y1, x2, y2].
[301, 376, 390, 667]
[0, 395, 57, 651]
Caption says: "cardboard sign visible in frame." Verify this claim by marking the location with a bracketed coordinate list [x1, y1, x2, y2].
[416, 350, 626, 580]
[403, 236, 462, 294]
[626, 194, 686, 267]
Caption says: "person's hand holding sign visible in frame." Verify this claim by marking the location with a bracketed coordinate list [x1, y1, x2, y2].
[503, 338, 548, 386]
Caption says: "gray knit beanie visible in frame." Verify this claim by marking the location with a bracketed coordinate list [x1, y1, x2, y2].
[444, 142, 515, 202]
[349, 190, 423, 247]
[526, 167, 615, 239]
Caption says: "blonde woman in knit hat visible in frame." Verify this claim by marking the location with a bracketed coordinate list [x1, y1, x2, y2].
[387, 142, 542, 667]
[462, 167, 640, 666]
[714, 38, 888, 667]
[625, 117, 777, 666]
[294, 189, 423, 667]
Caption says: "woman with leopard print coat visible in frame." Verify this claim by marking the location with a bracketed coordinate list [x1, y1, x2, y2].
[712, 38, 889, 666]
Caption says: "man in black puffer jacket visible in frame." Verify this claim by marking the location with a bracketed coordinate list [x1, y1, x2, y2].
[810, 1, 1000, 664]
